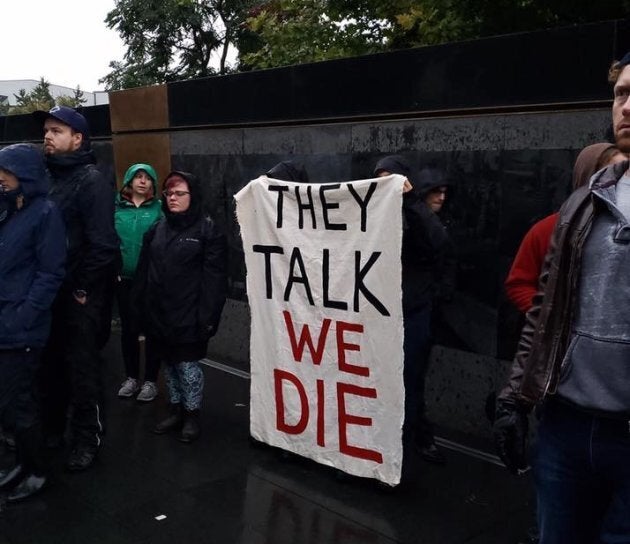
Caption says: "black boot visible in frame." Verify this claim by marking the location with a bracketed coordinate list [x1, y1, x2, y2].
[7, 473, 46, 502]
[0, 464, 24, 489]
[178, 410, 200, 443]
[65, 444, 98, 472]
[153, 404, 183, 434]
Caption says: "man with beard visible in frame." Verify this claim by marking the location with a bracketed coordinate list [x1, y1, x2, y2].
[33, 106, 119, 471]
[494, 52, 630, 543]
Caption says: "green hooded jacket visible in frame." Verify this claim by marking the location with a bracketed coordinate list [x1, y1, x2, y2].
[114, 163, 163, 279]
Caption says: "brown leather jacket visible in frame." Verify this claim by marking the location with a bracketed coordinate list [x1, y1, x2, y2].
[499, 160, 630, 408]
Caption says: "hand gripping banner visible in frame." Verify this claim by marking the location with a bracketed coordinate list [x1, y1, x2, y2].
[235, 174, 405, 486]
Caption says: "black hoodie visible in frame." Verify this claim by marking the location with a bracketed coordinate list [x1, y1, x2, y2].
[266, 161, 310, 183]
[134, 171, 228, 362]
[373, 156, 450, 314]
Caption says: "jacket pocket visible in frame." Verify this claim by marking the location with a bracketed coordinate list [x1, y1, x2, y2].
[557, 332, 630, 412]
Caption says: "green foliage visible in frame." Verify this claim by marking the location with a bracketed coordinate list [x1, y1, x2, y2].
[102, 0, 257, 90]
[102, 0, 630, 81]
[240, 0, 630, 70]
[3, 78, 86, 116]
[240, 0, 388, 70]
[56, 87, 88, 108]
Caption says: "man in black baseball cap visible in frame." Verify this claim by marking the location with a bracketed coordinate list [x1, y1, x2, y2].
[32, 105, 118, 472]
[33, 105, 90, 139]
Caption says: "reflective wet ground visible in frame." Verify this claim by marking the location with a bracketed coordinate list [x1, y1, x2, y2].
[0, 335, 536, 544]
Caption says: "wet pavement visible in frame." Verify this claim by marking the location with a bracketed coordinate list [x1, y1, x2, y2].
[0, 334, 536, 543]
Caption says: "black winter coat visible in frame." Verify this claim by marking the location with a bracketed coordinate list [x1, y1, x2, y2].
[46, 150, 119, 295]
[133, 171, 227, 363]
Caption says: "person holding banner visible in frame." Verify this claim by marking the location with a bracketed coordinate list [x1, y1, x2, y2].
[374, 155, 450, 465]
[265, 160, 310, 183]
[133, 171, 227, 443]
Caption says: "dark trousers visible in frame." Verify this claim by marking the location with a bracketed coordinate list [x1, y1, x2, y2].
[0, 348, 46, 474]
[402, 305, 434, 447]
[116, 279, 160, 382]
[533, 400, 630, 544]
[39, 287, 110, 448]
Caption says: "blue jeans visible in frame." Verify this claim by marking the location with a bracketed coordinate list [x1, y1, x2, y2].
[533, 400, 630, 544]
[402, 306, 433, 446]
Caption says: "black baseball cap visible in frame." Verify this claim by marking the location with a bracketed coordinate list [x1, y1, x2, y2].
[32, 105, 90, 137]
[619, 51, 630, 68]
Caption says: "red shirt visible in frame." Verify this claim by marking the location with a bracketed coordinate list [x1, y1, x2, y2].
[505, 212, 559, 313]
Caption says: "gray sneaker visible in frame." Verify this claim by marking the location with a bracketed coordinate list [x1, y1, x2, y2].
[118, 377, 139, 398]
[136, 381, 158, 402]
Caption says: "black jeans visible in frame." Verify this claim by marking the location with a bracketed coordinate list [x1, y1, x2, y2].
[402, 305, 434, 447]
[0, 348, 46, 474]
[0, 348, 41, 434]
[39, 287, 111, 448]
[116, 279, 160, 383]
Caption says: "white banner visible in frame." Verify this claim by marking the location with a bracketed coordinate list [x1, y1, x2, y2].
[235, 174, 405, 486]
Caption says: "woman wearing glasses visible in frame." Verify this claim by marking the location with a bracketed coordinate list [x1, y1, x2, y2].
[133, 171, 227, 443]
[114, 163, 163, 402]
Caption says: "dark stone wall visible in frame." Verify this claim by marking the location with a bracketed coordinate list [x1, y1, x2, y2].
[169, 108, 612, 440]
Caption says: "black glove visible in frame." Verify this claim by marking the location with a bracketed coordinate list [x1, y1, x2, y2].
[492, 400, 529, 474]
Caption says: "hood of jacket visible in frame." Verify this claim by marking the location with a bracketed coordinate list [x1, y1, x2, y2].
[45, 148, 97, 176]
[0, 143, 49, 200]
[415, 167, 449, 197]
[117, 163, 159, 204]
[266, 161, 310, 183]
[572, 142, 618, 190]
[162, 170, 203, 229]
[373, 155, 411, 179]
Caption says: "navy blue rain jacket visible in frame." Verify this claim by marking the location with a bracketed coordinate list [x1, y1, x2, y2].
[0, 144, 66, 349]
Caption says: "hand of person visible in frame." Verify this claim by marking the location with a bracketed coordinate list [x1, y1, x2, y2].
[402, 178, 413, 193]
[73, 290, 87, 305]
[492, 400, 529, 474]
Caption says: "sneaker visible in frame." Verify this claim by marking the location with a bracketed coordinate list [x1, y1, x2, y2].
[136, 381, 158, 402]
[118, 377, 139, 398]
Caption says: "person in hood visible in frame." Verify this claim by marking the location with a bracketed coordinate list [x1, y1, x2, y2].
[0, 144, 66, 501]
[373, 155, 451, 466]
[505, 143, 626, 313]
[494, 52, 630, 543]
[133, 171, 227, 443]
[266, 160, 310, 183]
[114, 163, 163, 402]
[32, 106, 119, 472]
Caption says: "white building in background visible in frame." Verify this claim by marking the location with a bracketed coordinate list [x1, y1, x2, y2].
[0, 79, 109, 107]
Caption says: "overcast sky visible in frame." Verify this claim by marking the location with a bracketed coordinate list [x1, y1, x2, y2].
[4, 0, 126, 92]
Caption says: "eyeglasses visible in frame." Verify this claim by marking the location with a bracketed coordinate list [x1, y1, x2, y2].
[162, 190, 190, 198]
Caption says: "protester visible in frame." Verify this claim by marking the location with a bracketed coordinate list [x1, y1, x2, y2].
[115, 163, 163, 402]
[266, 160, 310, 183]
[374, 156, 450, 465]
[494, 52, 630, 543]
[33, 106, 119, 472]
[134, 171, 227, 443]
[0, 144, 66, 501]
[505, 143, 626, 313]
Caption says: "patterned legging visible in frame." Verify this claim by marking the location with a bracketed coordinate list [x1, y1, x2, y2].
[164, 361, 204, 410]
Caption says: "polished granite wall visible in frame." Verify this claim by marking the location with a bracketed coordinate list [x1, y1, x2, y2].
[175, 108, 613, 440]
